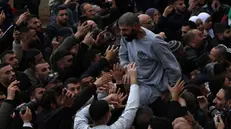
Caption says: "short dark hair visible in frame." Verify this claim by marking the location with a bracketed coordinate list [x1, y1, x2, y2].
[89, 100, 110, 122]
[64, 77, 80, 88]
[29, 85, 45, 97]
[0, 50, 14, 62]
[26, 49, 41, 65]
[56, 4, 67, 15]
[182, 21, 197, 30]
[134, 106, 153, 129]
[118, 12, 139, 26]
[149, 117, 173, 129]
[0, 63, 10, 70]
[39, 86, 63, 109]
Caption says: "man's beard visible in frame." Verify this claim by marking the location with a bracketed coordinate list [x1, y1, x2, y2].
[123, 29, 138, 42]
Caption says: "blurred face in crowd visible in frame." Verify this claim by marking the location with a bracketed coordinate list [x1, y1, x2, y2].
[35, 52, 45, 65]
[58, 55, 73, 70]
[223, 29, 231, 39]
[56, 9, 68, 26]
[31, 87, 46, 101]
[181, 26, 190, 38]
[195, 19, 204, 32]
[192, 29, 204, 48]
[27, 17, 42, 32]
[66, 82, 81, 96]
[0, 65, 16, 85]
[153, 10, 160, 24]
[28, 29, 39, 41]
[213, 89, 226, 109]
[2, 53, 19, 69]
[138, 14, 154, 31]
[81, 76, 95, 87]
[209, 48, 220, 62]
[35, 62, 50, 81]
[83, 4, 96, 19]
[204, 17, 212, 30]
[119, 24, 140, 42]
[174, 0, 186, 13]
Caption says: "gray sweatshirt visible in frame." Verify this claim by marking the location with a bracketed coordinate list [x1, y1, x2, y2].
[74, 84, 139, 129]
[119, 27, 181, 105]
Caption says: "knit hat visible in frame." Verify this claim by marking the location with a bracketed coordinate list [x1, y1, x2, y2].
[169, 40, 182, 53]
[145, 8, 157, 18]
[89, 100, 110, 121]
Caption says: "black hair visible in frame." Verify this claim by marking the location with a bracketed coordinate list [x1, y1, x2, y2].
[39, 86, 63, 109]
[55, 4, 68, 15]
[25, 49, 41, 66]
[209, 74, 226, 95]
[182, 21, 197, 30]
[29, 85, 45, 97]
[133, 106, 153, 129]
[89, 100, 110, 122]
[0, 50, 14, 62]
[64, 77, 80, 88]
[214, 61, 230, 76]
[149, 117, 173, 129]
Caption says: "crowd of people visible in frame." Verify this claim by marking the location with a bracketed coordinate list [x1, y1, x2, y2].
[0, 0, 231, 129]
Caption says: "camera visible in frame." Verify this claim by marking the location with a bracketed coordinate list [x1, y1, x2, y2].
[14, 99, 37, 114]
[209, 106, 225, 117]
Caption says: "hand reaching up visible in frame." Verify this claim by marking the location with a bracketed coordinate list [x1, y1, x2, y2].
[105, 45, 119, 61]
[20, 107, 32, 123]
[127, 63, 137, 85]
[75, 22, 90, 39]
[7, 80, 20, 100]
[94, 74, 112, 88]
[168, 79, 184, 101]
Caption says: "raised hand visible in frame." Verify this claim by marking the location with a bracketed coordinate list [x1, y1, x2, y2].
[105, 45, 119, 61]
[112, 63, 124, 84]
[16, 11, 30, 26]
[7, 80, 20, 100]
[94, 74, 112, 88]
[163, 6, 174, 17]
[83, 32, 95, 47]
[168, 79, 184, 100]
[197, 96, 208, 111]
[62, 88, 75, 107]
[127, 63, 137, 85]
[75, 22, 90, 39]
[214, 115, 225, 129]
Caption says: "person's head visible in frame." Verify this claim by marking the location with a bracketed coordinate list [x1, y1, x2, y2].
[81, 3, 96, 19]
[0, 63, 16, 86]
[134, 106, 153, 129]
[0, 92, 6, 106]
[181, 21, 197, 38]
[80, 76, 95, 87]
[118, 12, 140, 42]
[82, 49, 101, 70]
[40, 86, 64, 109]
[209, 45, 227, 62]
[26, 49, 45, 69]
[172, 117, 193, 129]
[35, 62, 50, 81]
[214, 23, 231, 40]
[1, 50, 19, 69]
[20, 27, 38, 42]
[89, 100, 111, 125]
[27, 15, 42, 32]
[30, 85, 46, 101]
[54, 50, 73, 71]
[184, 29, 204, 48]
[64, 77, 81, 96]
[213, 87, 231, 109]
[56, 5, 68, 26]
[169, 40, 185, 58]
[145, 8, 160, 24]
[173, 0, 186, 13]
[198, 12, 212, 30]
[138, 14, 154, 31]
[148, 117, 173, 129]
